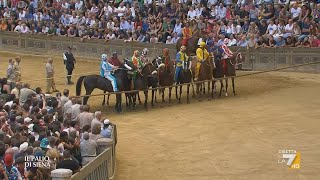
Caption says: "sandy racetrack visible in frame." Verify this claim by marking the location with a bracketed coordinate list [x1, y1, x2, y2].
[0, 52, 319, 180]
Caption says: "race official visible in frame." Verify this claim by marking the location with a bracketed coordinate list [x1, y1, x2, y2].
[63, 46, 76, 85]
[13, 56, 21, 82]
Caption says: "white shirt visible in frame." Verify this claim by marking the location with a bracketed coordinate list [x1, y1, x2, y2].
[227, 39, 237, 46]
[217, 7, 226, 19]
[20, 26, 30, 33]
[285, 24, 293, 34]
[187, 10, 197, 19]
[104, 5, 113, 17]
[106, 33, 116, 40]
[18, 11, 26, 20]
[267, 24, 277, 35]
[107, 22, 115, 30]
[208, 0, 218, 6]
[290, 7, 301, 19]
[144, 0, 152, 4]
[75, 1, 83, 10]
[116, 6, 126, 17]
[14, 25, 22, 32]
[70, 16, 79, 25]
[173, 23, 182, 34]
[195, 8, 203, 18]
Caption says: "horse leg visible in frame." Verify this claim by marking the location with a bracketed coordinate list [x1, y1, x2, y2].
[192, 83, 196, 98]
[155, 89, 158, 103]
[138, 93, 142, 105]
[162, 88, 165, 103]
[232, 77, 236, 96]
[175, 86, 178, 100]
[187, 84, 191, 104]
[107, 94, 110, 106]
[144, 90, 148, 110]
[151, 90, 155, 107]
[169, 87, 172, 103]
[132, 93, 137, 110]
[118, 93, 122, 112]
[225, 78, 229, 97]
[179, 85, 182, 103]
[203, 82, 206, 95]
[211, 81, 215, 99]
[219, 80, 223, 97]
[115, 94, 121, 113]
[102, 94, 106, 106]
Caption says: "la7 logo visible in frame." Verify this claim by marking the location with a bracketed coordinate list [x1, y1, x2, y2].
[282, 154, 297, 166]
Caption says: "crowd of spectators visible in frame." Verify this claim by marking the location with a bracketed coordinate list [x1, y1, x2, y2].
[0, 79, 114, 179]
[0, 0, 319, 47]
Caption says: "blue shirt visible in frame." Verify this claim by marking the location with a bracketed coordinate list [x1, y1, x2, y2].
[5, 166, 21, 180]
[276, 39, 286, 46]
[101, 128, 111, 138]
[100, 60, 113, 77]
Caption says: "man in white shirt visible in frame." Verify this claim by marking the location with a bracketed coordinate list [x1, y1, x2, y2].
[115, 2, 126, 17]
[195, 5, 203, 18]
[266, 20, 277, 36]
[173, 19, 182, 36]
[290, 3, 301, 20]
[120, 18, 129, 31]
[217, 3, 226, 19]
[75, 0, 83, 11]
[14, 21, 23, 32]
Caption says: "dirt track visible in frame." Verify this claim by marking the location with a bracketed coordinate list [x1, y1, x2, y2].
[0, 52, 319, 180]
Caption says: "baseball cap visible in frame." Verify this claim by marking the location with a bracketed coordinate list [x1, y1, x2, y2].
[104, 119, 110, 125]
[19, 142, 28, 152]
[40, 138, 50, 149]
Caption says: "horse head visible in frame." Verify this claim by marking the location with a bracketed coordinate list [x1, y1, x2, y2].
[122, 58, 137, 76]
[152, 56, 165, 69]
[141, 63, 158, 87]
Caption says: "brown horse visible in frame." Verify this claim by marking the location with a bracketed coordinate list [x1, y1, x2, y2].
[152, 57, 175, 103]
[191, 56, 214, 98]
[213, 53, 243, 97]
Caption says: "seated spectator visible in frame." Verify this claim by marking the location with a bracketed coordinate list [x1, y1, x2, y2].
[227, 34, 237, 46]
[237, 35, 248, 47]
[285, 36, 296, 47]
[89, 124, 104, 141]
[276, 35, 286, 47]
[101, 119, 111, 139]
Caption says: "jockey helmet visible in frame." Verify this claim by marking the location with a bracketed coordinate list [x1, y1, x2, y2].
[133, 50, 140, 57]
[199, 41, 206, 48]
[163, 48, 169, 56]
[101, 54, 107, 60]
[180, 46, 186, 51]
[223, 38, 229, 44]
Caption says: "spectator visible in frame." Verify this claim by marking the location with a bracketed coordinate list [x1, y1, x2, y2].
[80, 132, 97, 166]
[91, 111, 103, 131]
[76, 105, 94, 131]
[101, 119, 111, 139]
[56, 149, 80, 174]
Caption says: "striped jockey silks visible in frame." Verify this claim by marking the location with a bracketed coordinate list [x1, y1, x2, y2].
[221, 44, 233, 59]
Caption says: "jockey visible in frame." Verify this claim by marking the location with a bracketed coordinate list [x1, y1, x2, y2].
[182, 21, 193, 46]
[162, 48, 171, 69]
[195, 41, 210, 81]
[131, 50, 144, 70]
[174, 46, 188, 83]
[220, 38, 234, 73]
[100, 54, 119, 92]
[141, 48, 149, 63]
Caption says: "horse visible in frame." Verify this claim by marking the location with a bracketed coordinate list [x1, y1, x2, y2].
[76, 60, 136, 113]
[176, 37, 199, 56]
[176, 29, 201, 56]
[175, 57, 195, 104]
[152, 57, 175, 103]
[131, 63, 158, 110]
[213, 53, 243, 97]
[191, 56, 214, 98]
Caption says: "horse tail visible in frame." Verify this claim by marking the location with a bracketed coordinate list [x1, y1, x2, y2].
[76, 76, 86, 96]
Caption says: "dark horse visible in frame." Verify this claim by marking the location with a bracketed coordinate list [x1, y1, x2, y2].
[191, 56, 214, 98]
[131, 63, 158, 110]
[76, 60, 136, 113]
[175, 57, 195, 104]
[213, 53, 243, 97]
[152, 56, 175, 103]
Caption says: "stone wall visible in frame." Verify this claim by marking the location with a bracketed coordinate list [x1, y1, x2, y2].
[0, 31, 319, 73]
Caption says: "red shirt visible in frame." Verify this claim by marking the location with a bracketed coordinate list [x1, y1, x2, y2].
[108, 57, 121, 66]
[311, 39, 320, 47]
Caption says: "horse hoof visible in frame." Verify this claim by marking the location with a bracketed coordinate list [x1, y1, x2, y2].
[225, 93, 228, 97]
[233, 93, 237, 96]
[187, 100, 190, 104]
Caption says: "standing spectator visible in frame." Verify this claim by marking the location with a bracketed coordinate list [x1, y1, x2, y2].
[45, 58, 58, 94]
[56, 149, 80, 174]
[76, 105, 94, 130]
[217, 3, 227, 20]
[60, 89, 70, 109]
[4, 153, 21, 179]
[6, 59, 15, 90]
[13, 56, 21, 82]
[11, 82, 21, 99]
[80, 132, 97, 166]
[63, 46, 76, 85]
[19, 83, 36, 106]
